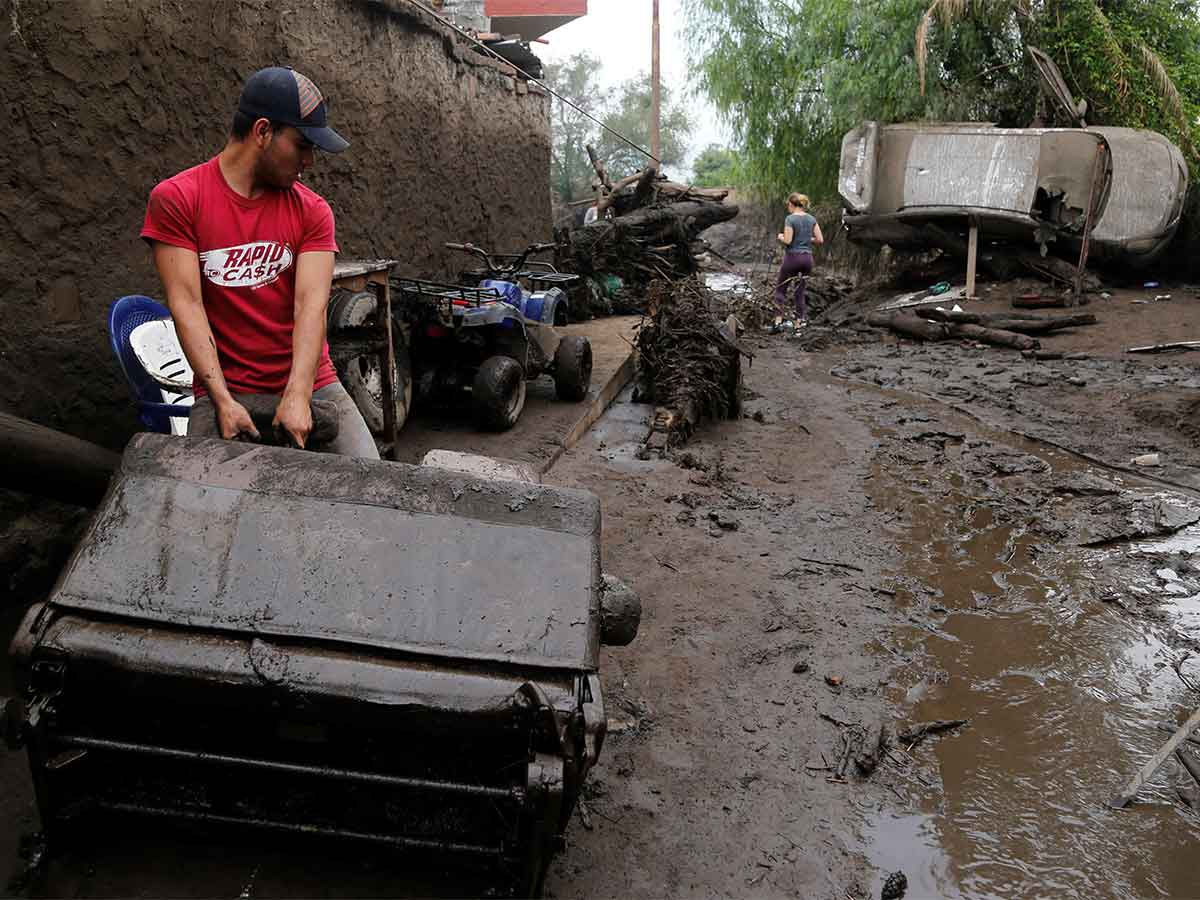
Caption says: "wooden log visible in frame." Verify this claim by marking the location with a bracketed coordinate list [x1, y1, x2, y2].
[596, 170, 646, 216]
[950, 322, 1040, 350]
[985, 314, 1095, 334]
[632, 164, 658, 209]
[0, 411, 120, 507]
[1110, 706, 1200, 808]
[656, 182, 730, 201]
[585, 144, 612, 193]
[916, 308, 1097, 334]
[616, 200, 739, 238]
[866, 310, 951, 341]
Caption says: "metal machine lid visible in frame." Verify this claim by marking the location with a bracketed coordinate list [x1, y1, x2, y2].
[50, 435, 601, 671]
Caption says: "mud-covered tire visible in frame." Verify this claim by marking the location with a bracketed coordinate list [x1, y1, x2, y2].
[329, 289, 413, 433]
[553, 335, 592, 402]
[472, 356, 526, 431]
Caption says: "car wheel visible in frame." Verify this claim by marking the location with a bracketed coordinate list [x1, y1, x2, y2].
[472, 356, 526, 431]
[553, 335, 592, 402]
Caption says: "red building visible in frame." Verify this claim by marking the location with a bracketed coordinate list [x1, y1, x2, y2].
[485, 0, 587, 40]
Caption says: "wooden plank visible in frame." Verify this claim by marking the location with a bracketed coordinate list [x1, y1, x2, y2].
[332, 259, 398, 281]
[1110, 706, 1200, 808]
[539, 348, 637, 475]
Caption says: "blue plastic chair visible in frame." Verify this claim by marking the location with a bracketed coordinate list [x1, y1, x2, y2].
[108, 295, 193, 434]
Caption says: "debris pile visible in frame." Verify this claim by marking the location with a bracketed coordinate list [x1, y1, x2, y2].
[634, 280, 747, 453]
[714, 270, 857, 331]
[555, 148, 740, 316]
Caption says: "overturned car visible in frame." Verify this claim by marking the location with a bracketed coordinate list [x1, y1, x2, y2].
[839, 121, 1187, 266]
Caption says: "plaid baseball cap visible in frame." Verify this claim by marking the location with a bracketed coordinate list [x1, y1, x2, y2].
[237, 66, 349, 153]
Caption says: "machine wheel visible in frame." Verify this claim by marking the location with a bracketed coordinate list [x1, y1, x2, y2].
[472, 356, 526, 431]
[553, 335, 592, 402]
[330, 290, 413, 434]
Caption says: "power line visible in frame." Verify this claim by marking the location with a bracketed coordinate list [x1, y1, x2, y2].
[409, 0, 659, 165]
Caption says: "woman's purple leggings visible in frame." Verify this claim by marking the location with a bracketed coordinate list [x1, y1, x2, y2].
[775, 251, 814, 319]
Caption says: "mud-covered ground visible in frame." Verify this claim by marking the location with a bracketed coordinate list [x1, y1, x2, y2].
[544, 277, 1200, 897]
[4, 276, 1200, 898]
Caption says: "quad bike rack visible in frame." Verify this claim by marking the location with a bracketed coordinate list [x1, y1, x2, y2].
[390, 277, 505, 321]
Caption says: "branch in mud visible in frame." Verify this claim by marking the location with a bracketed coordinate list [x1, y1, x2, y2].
[897, 719, 969, 749]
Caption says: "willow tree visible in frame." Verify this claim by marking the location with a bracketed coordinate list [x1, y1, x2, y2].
[918, 0, 1200, 154]
[686, 0, 1200, 205]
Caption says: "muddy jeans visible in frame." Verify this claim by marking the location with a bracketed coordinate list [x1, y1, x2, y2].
[187, 381, 380, 459]
[775, 250, 814, 319]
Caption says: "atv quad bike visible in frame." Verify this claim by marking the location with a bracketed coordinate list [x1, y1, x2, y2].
[391, 242, 592, 431]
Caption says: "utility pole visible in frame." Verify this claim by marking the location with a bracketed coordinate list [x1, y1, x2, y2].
[651, 0, 661, 167]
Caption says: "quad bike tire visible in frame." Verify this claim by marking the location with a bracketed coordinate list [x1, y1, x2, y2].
[328, 289, 413, 434]
[553, 335, 592, 402]
[472, 356, 526, 431]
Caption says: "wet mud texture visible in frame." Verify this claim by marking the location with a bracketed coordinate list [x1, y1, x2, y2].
[0, 0, 550, 450]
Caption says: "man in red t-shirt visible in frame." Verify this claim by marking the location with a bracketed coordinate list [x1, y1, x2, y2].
[141, 66, 378, 458]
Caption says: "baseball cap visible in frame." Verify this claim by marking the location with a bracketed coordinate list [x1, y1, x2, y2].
[237, 66, 349, 153]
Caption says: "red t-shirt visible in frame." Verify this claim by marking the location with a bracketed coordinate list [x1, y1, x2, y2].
[140, 156, 339, 396]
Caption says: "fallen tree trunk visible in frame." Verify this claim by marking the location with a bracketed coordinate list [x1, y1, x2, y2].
[953, 322, 1040, 350]
[869, 311, 1040, 350]
[867, 310, 950, 340]
[585, 143, 611, 192]
[916, 308, 1097, 334]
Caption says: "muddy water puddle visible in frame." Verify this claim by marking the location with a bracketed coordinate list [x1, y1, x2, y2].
[853, 388, 1200, 898]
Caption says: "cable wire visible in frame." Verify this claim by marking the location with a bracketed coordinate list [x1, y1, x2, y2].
[409, 0, 660, 164]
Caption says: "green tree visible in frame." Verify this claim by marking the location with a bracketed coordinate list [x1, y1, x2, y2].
[595, 73, 694, 178]
[685, 0, 1200, 205]
[543, 52, 611, 203]
[692, 144, 740, 187]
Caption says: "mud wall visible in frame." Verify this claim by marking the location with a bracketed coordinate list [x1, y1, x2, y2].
[0, 0, 551, 448]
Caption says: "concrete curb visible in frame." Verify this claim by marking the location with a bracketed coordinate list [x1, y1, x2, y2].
[539, 348, 637, 476]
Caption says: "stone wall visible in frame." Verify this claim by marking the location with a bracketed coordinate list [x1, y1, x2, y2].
[0, 0, 551, 448]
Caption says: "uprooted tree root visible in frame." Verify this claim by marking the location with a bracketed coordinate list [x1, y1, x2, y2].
[635, 280, 747, 451]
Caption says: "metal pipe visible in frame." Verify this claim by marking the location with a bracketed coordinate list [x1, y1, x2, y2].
[57, 734, 524, 802]
[97, 801, 505, 857]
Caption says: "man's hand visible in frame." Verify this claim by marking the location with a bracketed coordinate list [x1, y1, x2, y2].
[215, 397, 261, 441]
[273, 389, 313, 449]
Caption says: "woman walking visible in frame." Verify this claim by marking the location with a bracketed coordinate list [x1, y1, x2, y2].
[774, 193, 824, 328]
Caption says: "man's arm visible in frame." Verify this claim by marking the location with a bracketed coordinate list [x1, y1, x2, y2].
[151, 242, 259, 440]
[274, 250, 335, 448]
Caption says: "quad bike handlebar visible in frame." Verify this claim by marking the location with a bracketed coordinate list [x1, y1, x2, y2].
[444, 242, 556, 279]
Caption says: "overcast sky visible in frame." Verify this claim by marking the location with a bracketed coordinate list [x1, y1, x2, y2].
[536, 0, 732, 175]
